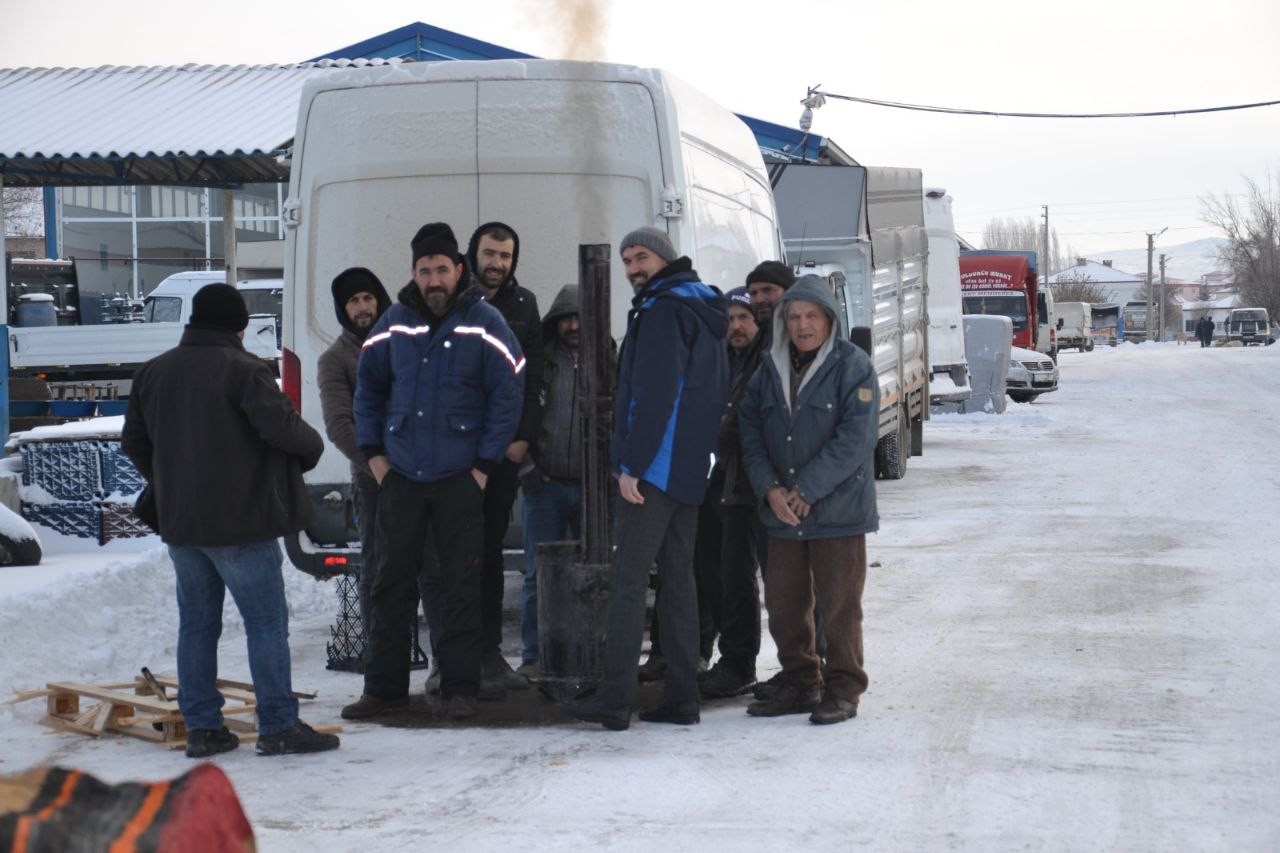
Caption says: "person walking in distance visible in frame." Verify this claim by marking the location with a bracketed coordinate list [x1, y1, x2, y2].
[464, 222, 543, 694]
[123, 283, 340, 757]
[341, 223, 524, 722]
[559, 226, 728, 730]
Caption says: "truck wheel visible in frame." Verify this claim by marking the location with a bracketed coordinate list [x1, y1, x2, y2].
[0, 530, 42, 566]
[1084, 340, 1095, 352]
[875, 406, 909, 480]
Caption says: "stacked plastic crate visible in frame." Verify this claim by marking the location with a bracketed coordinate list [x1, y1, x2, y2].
[19, 440, 150, 543]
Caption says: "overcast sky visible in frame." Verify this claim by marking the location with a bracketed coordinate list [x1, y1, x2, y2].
[3, 0, 1277, 260]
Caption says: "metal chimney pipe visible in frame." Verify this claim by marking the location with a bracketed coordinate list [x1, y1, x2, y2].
[578, 244, 613, 565]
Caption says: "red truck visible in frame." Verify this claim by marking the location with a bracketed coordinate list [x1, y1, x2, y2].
[959, 250, 1040, 351]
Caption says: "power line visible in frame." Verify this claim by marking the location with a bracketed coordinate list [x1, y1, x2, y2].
[810, 88, 1280, 119]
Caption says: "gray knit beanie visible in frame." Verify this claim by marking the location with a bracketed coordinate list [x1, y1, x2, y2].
[619, 226, 676, 264]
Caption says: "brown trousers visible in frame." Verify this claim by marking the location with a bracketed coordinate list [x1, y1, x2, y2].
[764, 534, 868, 703]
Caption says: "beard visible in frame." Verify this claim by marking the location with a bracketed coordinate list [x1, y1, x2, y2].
[482, 267, 507, 288]
[352, 312, 375, 329]
[425, 289, 452, 315]
[560, 330, 580, 350]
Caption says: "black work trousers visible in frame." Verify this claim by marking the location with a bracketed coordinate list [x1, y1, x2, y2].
[364, 471, 483, 700]
[354, 472, 438, 646]
[480, 459, 520, 655]
[597, 482, 700, 712]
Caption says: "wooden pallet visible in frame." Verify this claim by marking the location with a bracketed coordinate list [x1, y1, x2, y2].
[24, 675, 337, 750]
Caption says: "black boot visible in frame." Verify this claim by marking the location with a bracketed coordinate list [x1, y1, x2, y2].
[746, 681, 821, 717]
[638, 702, 700, 725]
[185, 726, 238, 759]
[255, 721, 340, 756]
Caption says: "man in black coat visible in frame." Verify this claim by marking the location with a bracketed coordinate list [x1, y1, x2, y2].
[123, 284, 339, 758]
[465, 222, 543, 692]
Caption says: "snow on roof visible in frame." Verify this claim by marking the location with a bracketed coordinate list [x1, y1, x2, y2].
[0, 59, 400, 186]
[1047, 259, 1144, 284]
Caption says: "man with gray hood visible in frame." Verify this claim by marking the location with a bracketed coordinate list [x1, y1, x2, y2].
[739, 274, 880, 725]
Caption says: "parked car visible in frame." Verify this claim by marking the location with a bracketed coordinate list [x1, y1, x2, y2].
[1006, 345, 1058, 403]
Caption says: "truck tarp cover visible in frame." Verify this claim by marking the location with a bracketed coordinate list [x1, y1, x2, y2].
[959, 254, 1030, 290]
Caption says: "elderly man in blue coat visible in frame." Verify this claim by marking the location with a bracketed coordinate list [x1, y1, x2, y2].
[739, 274, 880, 725]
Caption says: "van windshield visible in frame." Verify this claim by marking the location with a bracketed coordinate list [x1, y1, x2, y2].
[144, 296, 183, 323]
[963, 295, 1027, 331]
[241, 288, 282, 319]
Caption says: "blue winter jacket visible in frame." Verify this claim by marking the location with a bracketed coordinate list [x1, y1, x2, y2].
[612, 257, 728, 506]
[739, 275, 880, 539]
[355, 279, 525, 483]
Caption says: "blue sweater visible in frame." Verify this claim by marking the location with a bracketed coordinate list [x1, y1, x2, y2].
[612, 258, 728, 505]
[356, 281, 525, 483]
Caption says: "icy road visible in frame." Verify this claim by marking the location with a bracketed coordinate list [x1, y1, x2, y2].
[1, 341, 1277, 851]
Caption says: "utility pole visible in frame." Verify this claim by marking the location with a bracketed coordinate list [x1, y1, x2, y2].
[1159, 253, 1168, 341]
[1042, 205, 1050, 280]
[1145, 227, 1167, 342]
[1146, 233, 1155, 342]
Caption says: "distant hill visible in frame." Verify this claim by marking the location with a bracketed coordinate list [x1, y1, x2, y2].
[1083, 237, 1228, 283]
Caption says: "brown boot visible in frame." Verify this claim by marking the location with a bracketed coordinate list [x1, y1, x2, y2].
[745, 681, 821, 717]
[808, 692, 858, 725]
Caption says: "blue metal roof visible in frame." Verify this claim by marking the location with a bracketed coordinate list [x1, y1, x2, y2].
[311, 22, 535, 63]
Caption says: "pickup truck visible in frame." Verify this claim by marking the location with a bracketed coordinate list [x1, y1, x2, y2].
[9, 271, 280, 391]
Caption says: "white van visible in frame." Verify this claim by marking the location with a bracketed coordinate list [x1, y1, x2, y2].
[1055, 301, 1093, 351]
[144, 270, 283, 338]
[281, 59, 782, 575]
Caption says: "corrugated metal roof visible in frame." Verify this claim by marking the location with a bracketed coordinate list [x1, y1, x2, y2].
[0, 59, 397, 187]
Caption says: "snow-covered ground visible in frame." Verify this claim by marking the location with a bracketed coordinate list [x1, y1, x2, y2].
[2, 342, 1278, 850]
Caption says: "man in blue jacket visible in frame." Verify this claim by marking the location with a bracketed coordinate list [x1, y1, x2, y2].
[341, 222, 525, 722]
[560, 226, 728, 730]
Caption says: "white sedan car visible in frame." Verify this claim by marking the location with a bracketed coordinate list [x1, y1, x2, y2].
[1006, 345, 1058, 403]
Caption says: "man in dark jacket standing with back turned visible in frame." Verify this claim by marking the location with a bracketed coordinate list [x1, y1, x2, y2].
[123, 283, 339, 758]
[464, 222, 542, 693]
[560, 226, 728, 730]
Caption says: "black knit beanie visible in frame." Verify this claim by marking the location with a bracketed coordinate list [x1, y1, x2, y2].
[189, 283, 249, 332]
[411, 222, 461, 265]
[745, 260, 796, 291]
[333, 267, 384, 306]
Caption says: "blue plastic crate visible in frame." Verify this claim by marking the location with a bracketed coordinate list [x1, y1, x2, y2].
[20, 441, 102, 502]
[22, 500, 102, 540]
[99, 441, 146, 497]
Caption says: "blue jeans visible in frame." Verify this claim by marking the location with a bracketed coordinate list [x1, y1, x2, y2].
[521, 478, 582, 664]
[168, 539, 298, 735]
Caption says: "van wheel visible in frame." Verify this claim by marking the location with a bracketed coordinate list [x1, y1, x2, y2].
[0, 530, 42, 566]
[875, 405, 909, 480]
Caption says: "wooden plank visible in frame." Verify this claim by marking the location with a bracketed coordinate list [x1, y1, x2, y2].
[4, 688, 53, 706]
[47, 691, 78, 716]
[89, 701, 115, 733]
[47, 682, 174, 714]
[150, 673, 316, 701]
